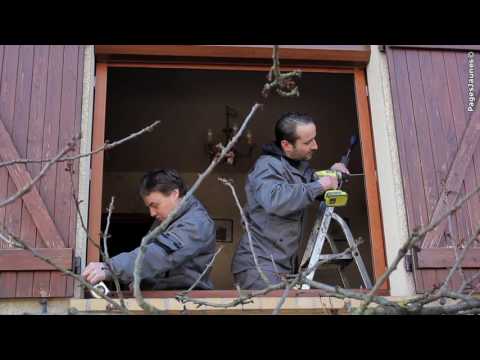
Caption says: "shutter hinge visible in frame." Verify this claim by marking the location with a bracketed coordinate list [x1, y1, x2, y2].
[73, 256, 82, 275]
[365, 85, 369, 97]
[93, 76, 96, 88]
[379, 45, 386, 52]
[39, 298, 48, 314]
[404, 253, 413, 272]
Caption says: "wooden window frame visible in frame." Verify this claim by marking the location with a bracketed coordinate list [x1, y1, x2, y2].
[88, 45, 388, 296]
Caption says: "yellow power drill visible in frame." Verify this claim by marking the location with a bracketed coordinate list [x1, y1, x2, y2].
[315, 170, 349, 207]
[315, 135, 359, 207]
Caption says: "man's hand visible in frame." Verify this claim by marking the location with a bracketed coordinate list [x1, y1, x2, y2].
[82, 262, 112, 285]
[330, 162, 350, 175]
[319, 175, 338, 191]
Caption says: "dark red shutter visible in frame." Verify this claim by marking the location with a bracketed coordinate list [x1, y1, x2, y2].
[0, 45, 84, 298]
[386, 46, 480, 292]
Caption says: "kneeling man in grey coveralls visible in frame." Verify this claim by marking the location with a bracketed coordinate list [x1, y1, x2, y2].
[82, 169, 216, 290]
[231, 112, 349, 290]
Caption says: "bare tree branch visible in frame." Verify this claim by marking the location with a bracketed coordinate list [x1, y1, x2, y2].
[176, 239, 369, 312]
[0, 120, 162, 314]
[176, 282, 286, 310]
[218, 177, 272, 287]
[357, 181, 480, 314]
[272, 274, 300, 315]
[101, 197, 127, 310]
[459, 271, 480, 293]
[65, 156, 129, 311]
[132, 103, 263, 314]
[0, 227, 129, 314]
[445, 213, 468, 289]
[262, 45, 302, 98]
[303, 277, 405, 313]
[438, 222, 480, 294]
[0, 120, 161, 168]
[68, 164, 101, 253]
[410, 293, 480, 315]
[0, 139, 76, 208]
[176, 246, 223, 300]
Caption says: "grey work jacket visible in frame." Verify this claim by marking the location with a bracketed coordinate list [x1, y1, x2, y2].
[109, 196, 216, 290]
[231, 143, 324, 275]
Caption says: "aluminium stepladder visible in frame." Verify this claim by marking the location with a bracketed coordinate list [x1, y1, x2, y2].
[299, 202, 373, 290]
[299, 134, 373, 290]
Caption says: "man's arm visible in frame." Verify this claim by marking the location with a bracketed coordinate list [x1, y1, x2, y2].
[252, 159, 327, 217]
[107, 218, 214, 284]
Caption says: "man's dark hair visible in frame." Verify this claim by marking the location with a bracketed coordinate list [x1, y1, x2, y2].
[139, 169, 187, 198]
[275, 112, 315, 147]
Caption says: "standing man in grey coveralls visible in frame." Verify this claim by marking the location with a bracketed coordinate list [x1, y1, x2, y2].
[231, 113, 349, 290]
[82, 169, 216, 290]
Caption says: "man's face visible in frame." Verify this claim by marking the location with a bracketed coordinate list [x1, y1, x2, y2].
[143, 190, 180, 222]
[282, 123, 318, 161]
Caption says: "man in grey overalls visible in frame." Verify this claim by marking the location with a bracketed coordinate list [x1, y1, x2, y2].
[83, 169, 216, 290]
[231, 113, 349, 289]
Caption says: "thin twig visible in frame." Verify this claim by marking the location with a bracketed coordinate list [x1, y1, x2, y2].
[438, 222, 480, 294]
[459, 271, 480, 293]
[177, 246, 223, 298]
[68, 166, 102, 253]
[218, 177, 271, 287]
[177, 242, 369, 311]
[303, 278, 405, 313]
[357, 181, 480, 314]
[270, 254, 280, 275]
[445, 213, 468, 289]
[262, 45, 301, 98]
[102, 197, 127, 310]
[67, 161, 126, 308]
[416, 293, 480, 315]
[0, 120, 161, 168]
[0, 228, 128, 314]
[177, 282, 286, 309]
[272, 274, 300, 315]
[0, 140, 75, 208]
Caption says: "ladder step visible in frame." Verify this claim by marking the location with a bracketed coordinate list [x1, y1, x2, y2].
[317, 254, 353, 267]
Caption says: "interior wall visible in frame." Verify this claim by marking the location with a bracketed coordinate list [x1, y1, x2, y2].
[102, 67, 373, 289]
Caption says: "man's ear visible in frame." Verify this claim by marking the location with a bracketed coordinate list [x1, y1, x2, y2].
[172, 188, 180, 200]
[280, 139, 293, 152]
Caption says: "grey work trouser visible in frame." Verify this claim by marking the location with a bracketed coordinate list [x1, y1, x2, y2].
[233, 269, 284, 290]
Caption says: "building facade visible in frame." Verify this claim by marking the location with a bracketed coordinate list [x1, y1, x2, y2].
[0, 45, 478, 313]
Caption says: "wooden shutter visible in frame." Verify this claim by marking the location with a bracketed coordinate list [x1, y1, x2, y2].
[0, 45, 84, 298]
[386, 46, 480, 292]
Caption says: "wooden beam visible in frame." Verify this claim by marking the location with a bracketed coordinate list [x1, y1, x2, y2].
[87, 63, 107, 263]
[0, 118, 65, 249]
[354, 68, 389, 291]
[106, 62, 355, 73]
[422, 103, 480, 249]
[94, 45, 371, 65]
[95, 288, 390, 299]
[0, 248, 73, 271]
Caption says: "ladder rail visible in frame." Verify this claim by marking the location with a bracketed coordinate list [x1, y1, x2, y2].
[300, 207, 373, 290]
[304, 207, 334, 280]
[331, 213, 372, 289]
